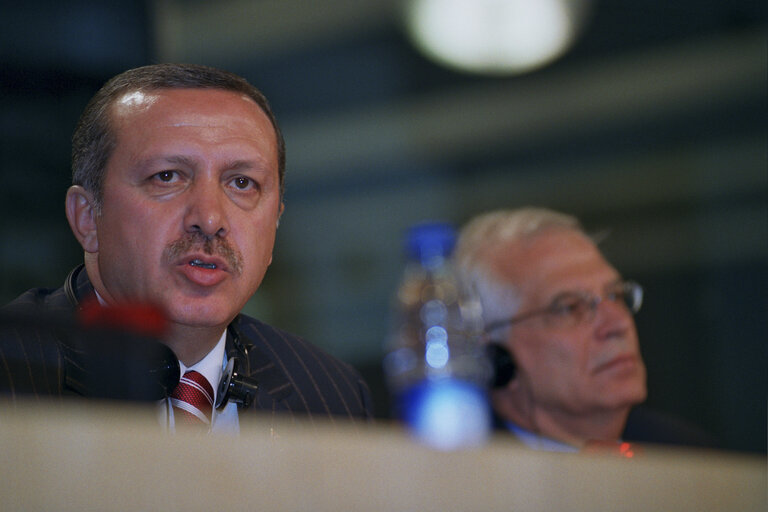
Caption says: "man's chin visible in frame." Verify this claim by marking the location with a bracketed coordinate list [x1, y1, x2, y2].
[608, 386, 648, 410]
[590, 378, 646, 411]
[165, 304, 238, 331]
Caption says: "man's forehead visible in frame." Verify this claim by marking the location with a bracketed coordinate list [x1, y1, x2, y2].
[112, 90, 159, 118]
[490, 228, 590, 268]
[104, 87, 279, 179]
[117, 90, 154, 107]
[493, 228, 616, 294]
[112, 88, 259, 117]
[108, 88, 275, 147]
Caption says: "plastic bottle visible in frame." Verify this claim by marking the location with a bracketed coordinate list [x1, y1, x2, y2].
[383, 222, 491, 450]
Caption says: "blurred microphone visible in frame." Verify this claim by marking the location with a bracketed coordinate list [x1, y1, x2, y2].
[0, 299, 179, 402]
[77, 296, 168, 339]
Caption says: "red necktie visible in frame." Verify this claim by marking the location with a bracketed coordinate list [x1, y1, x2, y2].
[170, 370, 214, 431]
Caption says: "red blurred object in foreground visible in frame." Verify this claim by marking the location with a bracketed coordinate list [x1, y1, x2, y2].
[77, 296, 168, 339]
[582, 440, 643, 458]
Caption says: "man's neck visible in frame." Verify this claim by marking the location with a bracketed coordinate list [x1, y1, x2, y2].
[164, 323, 227, 367]
[527, 408, 630, 447]
[493, 390, 631, 448]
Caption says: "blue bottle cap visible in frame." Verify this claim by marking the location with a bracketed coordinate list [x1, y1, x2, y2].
[405, 222, 456, 264]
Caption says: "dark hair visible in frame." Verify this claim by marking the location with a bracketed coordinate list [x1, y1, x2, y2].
[71, 63, 286, 211]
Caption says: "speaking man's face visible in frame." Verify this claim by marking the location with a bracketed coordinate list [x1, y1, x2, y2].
[84, 88, 282, 333]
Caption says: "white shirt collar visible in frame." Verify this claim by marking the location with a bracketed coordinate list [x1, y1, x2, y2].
[163, 329, 240, 434]
[179, 330, 227, 405]
[506, 422, 580, 453]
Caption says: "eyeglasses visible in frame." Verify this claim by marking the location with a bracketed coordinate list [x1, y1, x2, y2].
[484, 281, 643, 333]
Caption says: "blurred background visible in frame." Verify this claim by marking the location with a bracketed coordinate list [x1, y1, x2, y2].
[1, 0, 765, 452]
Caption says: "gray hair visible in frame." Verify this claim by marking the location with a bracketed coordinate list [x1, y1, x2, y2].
[453, 207, 582, 339]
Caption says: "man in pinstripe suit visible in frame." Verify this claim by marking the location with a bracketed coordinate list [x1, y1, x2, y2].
[1, 63, 373, 429]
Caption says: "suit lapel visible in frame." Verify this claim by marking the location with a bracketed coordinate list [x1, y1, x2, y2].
[225, 317, 294, 405]
[65, 268, 295, 407]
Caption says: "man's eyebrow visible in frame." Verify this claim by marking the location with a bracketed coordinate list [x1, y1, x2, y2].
[548, 290, 582, 304]
[545, 278, 624, 305]
[165, 155, 197, 167]
[135, 155, 268, 172]
[135, 154, 198, 169]
[226, 159, 266, 172]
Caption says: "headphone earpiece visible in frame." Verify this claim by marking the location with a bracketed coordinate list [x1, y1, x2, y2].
[486, 343, 516, 388]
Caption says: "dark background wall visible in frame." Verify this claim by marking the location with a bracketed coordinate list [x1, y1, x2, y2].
[1, 0, 765, 453]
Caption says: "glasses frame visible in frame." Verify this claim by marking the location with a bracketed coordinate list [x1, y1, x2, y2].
[484, 280, 643, 334]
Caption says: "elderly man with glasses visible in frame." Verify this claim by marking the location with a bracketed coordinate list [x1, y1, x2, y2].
[454, 207, 713, 452]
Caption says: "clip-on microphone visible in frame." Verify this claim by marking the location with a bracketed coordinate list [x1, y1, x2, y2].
[215, 357, 259, 410]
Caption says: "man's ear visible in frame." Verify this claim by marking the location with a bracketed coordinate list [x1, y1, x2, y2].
[267, 202, 285, 266]
[65, 185, 99, 253]
[277, 201, 284, 228]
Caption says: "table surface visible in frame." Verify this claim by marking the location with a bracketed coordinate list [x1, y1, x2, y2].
[1, 400, 764, 512]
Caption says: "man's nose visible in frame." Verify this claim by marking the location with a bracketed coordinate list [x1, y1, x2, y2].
[183, 180, 229, 238]
[593, 296, 633, 339]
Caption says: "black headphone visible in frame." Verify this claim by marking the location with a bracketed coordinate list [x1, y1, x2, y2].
[215, 357, 259, 410]
[486, 343, 517, 388]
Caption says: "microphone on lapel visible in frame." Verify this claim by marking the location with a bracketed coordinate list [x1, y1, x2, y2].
[215, 357, 259, 410]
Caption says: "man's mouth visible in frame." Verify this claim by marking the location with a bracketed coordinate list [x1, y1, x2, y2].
[593, 354, 637, 374]
[189, 258, 217, 270]
[165, 233, 244, 277]
[178, 256, 228, 287]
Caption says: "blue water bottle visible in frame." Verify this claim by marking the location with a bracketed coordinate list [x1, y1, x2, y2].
[384, 222, 491, 450]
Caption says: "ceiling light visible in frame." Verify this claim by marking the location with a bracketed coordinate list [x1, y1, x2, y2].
[404, 0, 593, 75]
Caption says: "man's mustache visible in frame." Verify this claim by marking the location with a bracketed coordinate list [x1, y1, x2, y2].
[164, 233, 243, 276]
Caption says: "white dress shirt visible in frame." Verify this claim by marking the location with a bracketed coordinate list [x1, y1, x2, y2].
[159, 330, 240, 434]
[92, 289, 240, 433]
[505, 422, 580, 452]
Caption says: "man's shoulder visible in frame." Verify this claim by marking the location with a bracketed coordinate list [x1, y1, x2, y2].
[233, 314, 358, 374]
[2, 286, 68, 319]
[0, 279, 75, 398]
[623, 406, 719, 449]
[231, 313, 374, 419]
[2, 268, 81, 317]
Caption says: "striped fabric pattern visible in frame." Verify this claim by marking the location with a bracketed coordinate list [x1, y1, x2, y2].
[170, 370, 214, 428]
[1, 265, 376, 428]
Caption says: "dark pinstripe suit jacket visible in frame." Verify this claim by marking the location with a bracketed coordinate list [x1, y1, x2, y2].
[0, 265, 374, 425]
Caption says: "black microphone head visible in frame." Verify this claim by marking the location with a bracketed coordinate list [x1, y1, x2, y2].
[64, 298, 180, 401]
[0, 301, 180, 402]
[59, 325, 180, 401]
